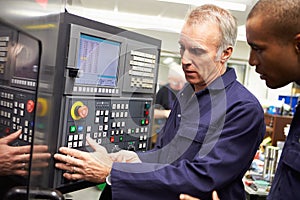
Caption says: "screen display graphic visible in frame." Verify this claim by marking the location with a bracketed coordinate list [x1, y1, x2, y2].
[76, 34, 120, 87]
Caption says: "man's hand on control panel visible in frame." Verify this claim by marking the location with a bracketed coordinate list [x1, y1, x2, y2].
[0, 129, 51, 176]
[54, 137, 113, 183]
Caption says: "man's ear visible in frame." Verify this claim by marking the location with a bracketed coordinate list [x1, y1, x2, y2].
[296, 43, 300, 53]
[220, 46, 233, 63]
[294, 33, 300, 53]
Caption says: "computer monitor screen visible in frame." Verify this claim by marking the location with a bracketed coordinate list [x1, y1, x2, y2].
[75, 33, 120, 87]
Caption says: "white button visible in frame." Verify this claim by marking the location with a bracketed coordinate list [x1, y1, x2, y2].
[68, 142, 73, 148]
[103, 132, 107, 137]
[73, 142, 78, 148]
[96, 110, 100, 116]
[104, 125, 109, 131]
[20, 110, 24, 116]
[68, 135, 73, 141]
[111, 112, 115, 118]
[93, 132, 98, 138]
[87, 126, 92, 132]
[97, 139, 102, 144]
[74, 135, 79, 140]
[104, 117, 109, 123]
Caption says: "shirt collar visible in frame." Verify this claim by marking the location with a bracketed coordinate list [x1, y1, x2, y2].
[179, 67, 237, 97]
[197, 67, 237, 94]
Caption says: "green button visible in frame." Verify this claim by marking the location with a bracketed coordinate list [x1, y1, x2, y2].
[69, 125, 76, 133]
[119, 136, 123, 142]
[141, 119, 145, 125]
[37, 123, 45, 129]
[145, 103, 151, 109]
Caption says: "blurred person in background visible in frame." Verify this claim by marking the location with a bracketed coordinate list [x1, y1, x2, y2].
[154, 62, 186, 120]
[152, 62, 186, 146]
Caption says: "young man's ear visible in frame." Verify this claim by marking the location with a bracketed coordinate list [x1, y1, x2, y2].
[296, 43, 300, 53]
[294, 33, 300, 53]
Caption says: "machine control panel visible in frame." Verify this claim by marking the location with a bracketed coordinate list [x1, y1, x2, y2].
[0, 86, 36, 145]
[62, 97, 151, 153]
[0, 14, 160, 192]
[55, 96, 153, 187]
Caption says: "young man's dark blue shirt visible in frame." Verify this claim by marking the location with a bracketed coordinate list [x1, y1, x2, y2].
[267, 101, 300, 200]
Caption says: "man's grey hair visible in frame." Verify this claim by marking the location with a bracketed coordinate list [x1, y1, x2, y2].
[185, 4, 238, 55]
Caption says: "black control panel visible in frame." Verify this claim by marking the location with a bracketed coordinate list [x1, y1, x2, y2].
[0, 86, 36, 145]
[63, 97, 151, 153]
[0, 21, 40, 145]
[0, 20, 41, 197]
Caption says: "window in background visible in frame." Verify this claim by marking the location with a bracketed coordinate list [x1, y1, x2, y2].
[227, 60, 247, 85]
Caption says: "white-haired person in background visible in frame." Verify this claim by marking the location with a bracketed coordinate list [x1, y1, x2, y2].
[152, 62, 186, 145]
[154, 62, 186, 119]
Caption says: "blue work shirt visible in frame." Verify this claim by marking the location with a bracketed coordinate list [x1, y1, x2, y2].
[111, 68, 265, 200]
[267, 102, 300, 200]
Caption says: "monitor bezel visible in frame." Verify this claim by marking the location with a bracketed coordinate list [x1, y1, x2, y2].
[66, 24, 127, 96]
[11, 32, 41, 91]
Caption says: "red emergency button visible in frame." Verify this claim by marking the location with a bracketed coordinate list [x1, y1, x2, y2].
[26, 100, 35, 113]
[145, 118, 149, 125]
[110, 136, 115, 143]
[5, 127, 10, 134]
[144, 110, 149, 116]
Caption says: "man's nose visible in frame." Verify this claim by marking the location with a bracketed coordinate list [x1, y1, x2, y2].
[181, 53, 192, 68]
[248, 50, 258, 66]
